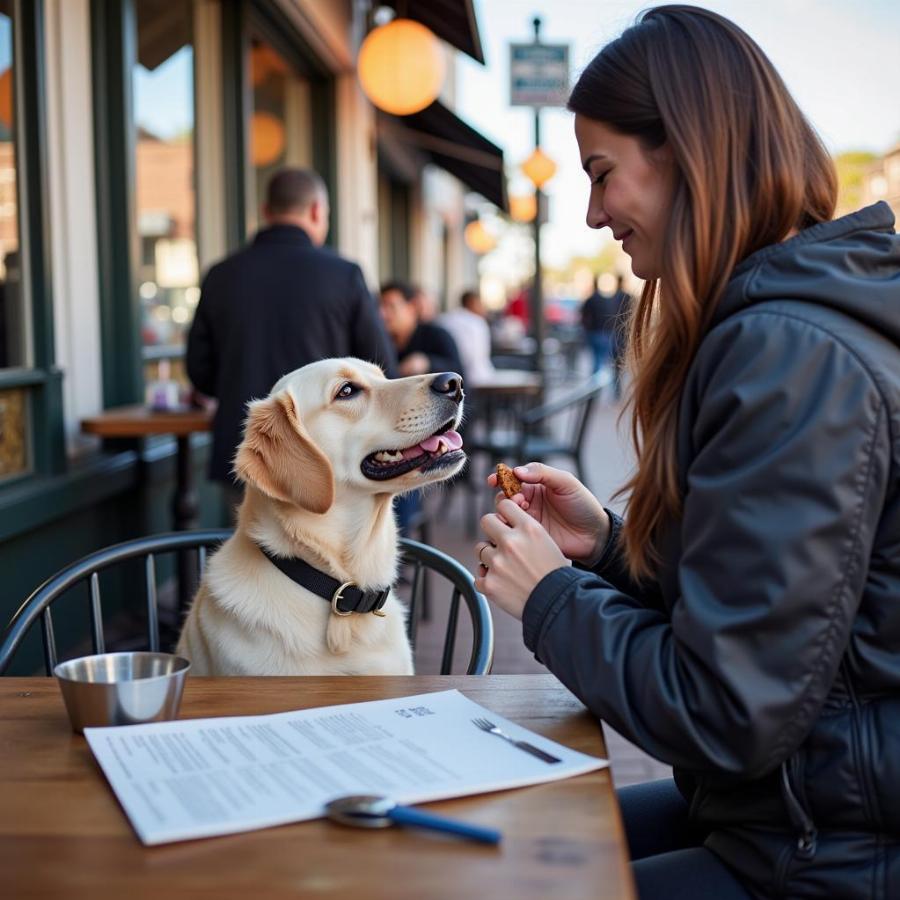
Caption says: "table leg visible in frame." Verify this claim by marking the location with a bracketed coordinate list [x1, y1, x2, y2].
[173, 436, 199, 616]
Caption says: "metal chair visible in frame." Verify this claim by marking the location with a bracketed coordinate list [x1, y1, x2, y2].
[399, 538, 493, 675]
[0, 531, 493, 677]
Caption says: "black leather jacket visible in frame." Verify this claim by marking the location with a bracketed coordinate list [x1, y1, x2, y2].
[522, 203, 900, 898]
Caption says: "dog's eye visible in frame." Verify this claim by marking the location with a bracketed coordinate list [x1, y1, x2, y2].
[335, 382, 360, 400]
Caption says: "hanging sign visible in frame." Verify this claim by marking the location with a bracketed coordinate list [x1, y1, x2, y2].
[509, 42, 569, 107]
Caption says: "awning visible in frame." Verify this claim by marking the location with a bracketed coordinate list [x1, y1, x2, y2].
[393, 100, 508, 211]
[136, 0, 191, 71]
[381, 0, 484, 64]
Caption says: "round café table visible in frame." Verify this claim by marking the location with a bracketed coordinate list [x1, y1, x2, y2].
[81, 404, 213, 613]
[464, 371, 543, 535]
[469, 369, 543, 434]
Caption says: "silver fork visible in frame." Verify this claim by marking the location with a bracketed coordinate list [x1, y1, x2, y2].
[471, 717, 562, 764]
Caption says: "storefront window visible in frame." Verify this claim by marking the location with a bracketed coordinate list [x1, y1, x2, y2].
[133, 0, 197, 380]
[247, 36, 312, 234]
[0, 6, 23, 371]
[0, 386, 27, 478]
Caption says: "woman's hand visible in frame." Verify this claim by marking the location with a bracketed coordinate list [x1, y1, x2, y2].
[474, 499, 570, 620]
[487, 463, 611, 566]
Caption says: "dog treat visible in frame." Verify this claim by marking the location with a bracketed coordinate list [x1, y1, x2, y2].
[496, 463, 522, 498]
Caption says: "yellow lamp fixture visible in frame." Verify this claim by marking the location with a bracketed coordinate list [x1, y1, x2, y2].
[358, 18, 446, 116]
[509, 193, 537, 223]
[464, 220, 496, 255]
[251, 44, 290, 88]
[251, 111, 285, 167]
[521, 147, 558, 189]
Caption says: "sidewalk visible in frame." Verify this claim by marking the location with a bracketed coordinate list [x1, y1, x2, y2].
[413, 358, 673, 787]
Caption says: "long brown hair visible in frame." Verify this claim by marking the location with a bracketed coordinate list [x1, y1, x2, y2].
[568, 6, 837, 580]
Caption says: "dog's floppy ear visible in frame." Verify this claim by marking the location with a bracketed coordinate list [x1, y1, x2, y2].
[234, 392, 334, 513]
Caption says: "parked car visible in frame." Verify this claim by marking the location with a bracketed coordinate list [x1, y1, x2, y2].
[545, 297, 581, 326]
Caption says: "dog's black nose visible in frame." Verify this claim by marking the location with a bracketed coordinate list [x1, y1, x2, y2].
[430, 372, 463, 403]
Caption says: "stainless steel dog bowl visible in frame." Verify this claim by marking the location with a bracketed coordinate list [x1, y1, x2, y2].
[54, 651, 190, 733]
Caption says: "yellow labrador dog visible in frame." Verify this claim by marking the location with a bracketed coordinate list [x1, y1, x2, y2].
[177, 358, 465, 675]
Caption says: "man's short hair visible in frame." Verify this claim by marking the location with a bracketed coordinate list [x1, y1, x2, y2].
[380, 280, 417, 302]
[265, 168, 327, 215]
[460, 290, 479, 310]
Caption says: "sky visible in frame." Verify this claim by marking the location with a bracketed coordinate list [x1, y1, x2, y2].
[135, 46, 194, 139]
[456, 0, 900, 270]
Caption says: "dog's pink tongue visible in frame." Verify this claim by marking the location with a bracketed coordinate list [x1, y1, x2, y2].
[442, 430, 464, 450]
[417, 430, 464, 453]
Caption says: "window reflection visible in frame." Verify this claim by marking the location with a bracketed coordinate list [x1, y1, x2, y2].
[247, 37, 312, 234]
[133, 0, 197, 373]
[0, 7, 23, 370]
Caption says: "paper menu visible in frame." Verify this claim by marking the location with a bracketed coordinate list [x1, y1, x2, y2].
[84, 689, 608, 845]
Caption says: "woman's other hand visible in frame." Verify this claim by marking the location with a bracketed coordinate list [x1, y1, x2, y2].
[475, 499, 570, 620]
[487, 462, 611, 567]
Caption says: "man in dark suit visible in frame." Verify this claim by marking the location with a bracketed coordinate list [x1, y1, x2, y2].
[187, 168, 395, 503]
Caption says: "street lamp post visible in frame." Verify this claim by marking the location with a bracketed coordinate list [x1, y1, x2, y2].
[530, 17, 545, 386]
[511, 15, 566, 391]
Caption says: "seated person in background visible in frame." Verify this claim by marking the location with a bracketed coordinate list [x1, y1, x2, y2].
[379, 281, 464, 379]
[438, 289, 496, 387]
[412, 285, 439, 323]
[505, 285, 530, 329]
[379, 280, 465, 536]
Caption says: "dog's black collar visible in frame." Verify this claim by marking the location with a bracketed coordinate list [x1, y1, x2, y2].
[256, 544, 390, 617]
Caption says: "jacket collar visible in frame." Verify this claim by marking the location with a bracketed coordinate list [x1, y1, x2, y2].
[712, 201, 896, 329]
[253, 224, 314, 248]
[731, 201, 894, 281]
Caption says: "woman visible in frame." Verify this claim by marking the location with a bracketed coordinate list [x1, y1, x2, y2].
[475, 6, 899, 899]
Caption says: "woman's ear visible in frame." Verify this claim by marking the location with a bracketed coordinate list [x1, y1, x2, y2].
[234, 392, 335, 514]
[648, 139, 675, 172]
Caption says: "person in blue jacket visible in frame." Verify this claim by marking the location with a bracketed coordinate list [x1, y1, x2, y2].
[475, 6, 900, 899]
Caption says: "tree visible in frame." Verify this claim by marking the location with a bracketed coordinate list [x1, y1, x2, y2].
[834, 151, 877, 215]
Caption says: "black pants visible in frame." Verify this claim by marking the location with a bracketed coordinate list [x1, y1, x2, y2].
[619, 778, 754, 899]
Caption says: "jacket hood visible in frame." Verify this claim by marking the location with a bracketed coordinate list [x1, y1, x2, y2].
[714, 201, 900, 345]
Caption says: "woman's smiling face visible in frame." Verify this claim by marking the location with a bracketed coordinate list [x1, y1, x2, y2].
[574, 113, 675, 280]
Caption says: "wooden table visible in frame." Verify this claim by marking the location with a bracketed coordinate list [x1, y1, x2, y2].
[0, 674, 635, 900]
[82, 404, 214, 611]
[472, 369, 542, 396]
[82, 404, 213, 532]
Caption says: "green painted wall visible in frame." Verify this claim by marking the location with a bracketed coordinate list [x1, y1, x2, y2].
[1, 441, 227, 675]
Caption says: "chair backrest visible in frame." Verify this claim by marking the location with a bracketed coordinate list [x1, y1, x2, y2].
[0, 530, 232, 676]
[522, 368, 611, 450]
[399, 538, 493, 675]
[0, 532, 493, 676]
